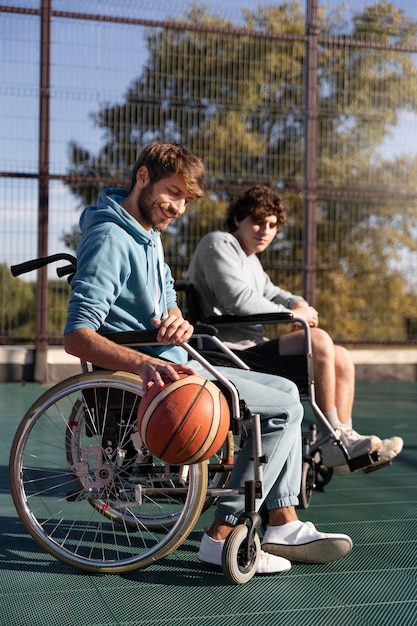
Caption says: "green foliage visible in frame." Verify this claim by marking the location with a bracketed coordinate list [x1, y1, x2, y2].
[65, 2, 417, 195]
[319, 4, 417, 187]
[0, 266, 71, 340]
[0, 264, 36, 337]
[47, 279, 72, 338]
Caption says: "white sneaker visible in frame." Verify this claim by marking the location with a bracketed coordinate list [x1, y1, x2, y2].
[321, 426, 382, 467]
[334, 435, 404, 475]
[198, 531, 291, 574]
[262, 521, 352, 563]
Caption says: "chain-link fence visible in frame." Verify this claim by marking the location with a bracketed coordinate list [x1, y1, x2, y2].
[1, 0, 417, 347]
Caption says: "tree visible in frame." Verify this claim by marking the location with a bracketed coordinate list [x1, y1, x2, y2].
[64, 1, 417, 341]
[0, 266, 71, 341]
[0, 264, 35, 339]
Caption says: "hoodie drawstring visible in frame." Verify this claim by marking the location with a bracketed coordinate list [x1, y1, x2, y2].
[153, 237, 168, 320]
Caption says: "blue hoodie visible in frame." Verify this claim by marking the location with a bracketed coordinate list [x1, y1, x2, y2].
[64, 188, 186, 363]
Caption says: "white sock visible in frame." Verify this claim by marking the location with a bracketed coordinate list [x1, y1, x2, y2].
[325, 409, 352, 432]
[324, 407, 342, 428]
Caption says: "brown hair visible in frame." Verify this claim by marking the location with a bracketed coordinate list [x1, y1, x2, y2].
[129, 142, 205, 198]
[226, 185, 287, 232]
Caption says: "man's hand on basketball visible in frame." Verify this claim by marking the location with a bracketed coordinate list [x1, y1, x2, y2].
[139, 359, 196, 394]
[152, 311, 194, 344]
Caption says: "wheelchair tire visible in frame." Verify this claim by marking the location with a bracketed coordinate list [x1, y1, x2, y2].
[9, 370, 208, 574]
[315, 463, 333, 489]
[299, 460, 315, 509]
[221, 524, 260, 584]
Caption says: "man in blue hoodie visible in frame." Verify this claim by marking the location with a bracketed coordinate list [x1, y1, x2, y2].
[64, 142, 352, 575]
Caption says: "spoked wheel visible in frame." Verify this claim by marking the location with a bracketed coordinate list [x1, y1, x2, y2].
[221, 524, 260, 584]
[64, 392, 192, 531]
[9, 370, 208, 574]
[299, 460, 315, 509]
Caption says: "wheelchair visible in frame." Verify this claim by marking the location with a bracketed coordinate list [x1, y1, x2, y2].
[176, 280, 386, 505]
[8, 254, 272, 584]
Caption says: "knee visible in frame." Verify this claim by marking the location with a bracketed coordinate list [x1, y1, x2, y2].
[282, 380, 304, 424]
[278, 378, 304, 419]
[276, 375, 300, 398]
[265, 399, 304, 431]
[310, 327, 334, 358]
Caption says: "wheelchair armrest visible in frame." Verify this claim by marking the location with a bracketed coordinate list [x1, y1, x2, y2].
[102, 329, 160, 345]
[204, 312, 293, 326]
[101, 324, 218, 347]
[201, 312, 313, 369]
[101, 326, 242, 419]
[193, 323, 219, 336]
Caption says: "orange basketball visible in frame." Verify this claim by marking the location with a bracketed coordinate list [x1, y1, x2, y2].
[137, 374, 230, 465]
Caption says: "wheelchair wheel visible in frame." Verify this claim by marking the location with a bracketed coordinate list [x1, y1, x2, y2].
[299, 460, 315, 509]
[9, 371, 208, 574]
[221, 524, 260, 584]
[315, 462, 333, 490]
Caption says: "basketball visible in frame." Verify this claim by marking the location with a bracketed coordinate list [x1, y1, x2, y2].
[137, 374, 230, 465]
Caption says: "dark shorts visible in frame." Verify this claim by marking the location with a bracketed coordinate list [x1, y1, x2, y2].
[233, 339, 308, 390]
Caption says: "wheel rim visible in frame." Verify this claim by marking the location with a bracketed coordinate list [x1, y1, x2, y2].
[9, 371, 207, 573]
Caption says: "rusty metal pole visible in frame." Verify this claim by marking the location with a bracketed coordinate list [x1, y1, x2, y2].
[303, 0, 319, 306]
[35, 0, 51, 382]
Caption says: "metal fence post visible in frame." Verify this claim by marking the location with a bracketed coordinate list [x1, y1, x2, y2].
[35, 0, 51, 382]
[303, 0, 319, 306]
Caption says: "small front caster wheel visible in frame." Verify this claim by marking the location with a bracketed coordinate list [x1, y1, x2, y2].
[221, 523, 260, 584]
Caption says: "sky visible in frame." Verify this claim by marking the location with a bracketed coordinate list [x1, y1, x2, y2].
[1, 0, 417, 276]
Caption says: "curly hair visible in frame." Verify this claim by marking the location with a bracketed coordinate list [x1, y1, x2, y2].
[226, 185, 287, 232]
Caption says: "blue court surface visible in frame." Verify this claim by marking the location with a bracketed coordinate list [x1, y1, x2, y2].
[0, 380, 416, 626]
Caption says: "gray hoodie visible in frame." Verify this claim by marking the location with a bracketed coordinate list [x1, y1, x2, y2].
[186, 231, 304, 344]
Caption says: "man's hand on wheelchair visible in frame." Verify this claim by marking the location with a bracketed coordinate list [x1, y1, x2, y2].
[152, 310, 194, 344]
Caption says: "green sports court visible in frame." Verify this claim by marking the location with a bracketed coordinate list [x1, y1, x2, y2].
[0, 380, 416, 626]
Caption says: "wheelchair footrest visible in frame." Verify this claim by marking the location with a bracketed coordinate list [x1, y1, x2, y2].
[363, 459, 392, 474]
[347, 450, 380, 472]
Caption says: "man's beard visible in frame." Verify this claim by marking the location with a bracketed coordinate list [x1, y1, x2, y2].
[137, 183, 156, 229]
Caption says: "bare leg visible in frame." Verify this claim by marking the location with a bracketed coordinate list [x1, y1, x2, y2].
[278, 327, 402, 469]
[334, 345, 355, 424]
[280, 327, 341, 416]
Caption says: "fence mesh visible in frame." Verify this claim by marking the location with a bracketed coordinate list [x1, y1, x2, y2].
[1, 0, 417, 344]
